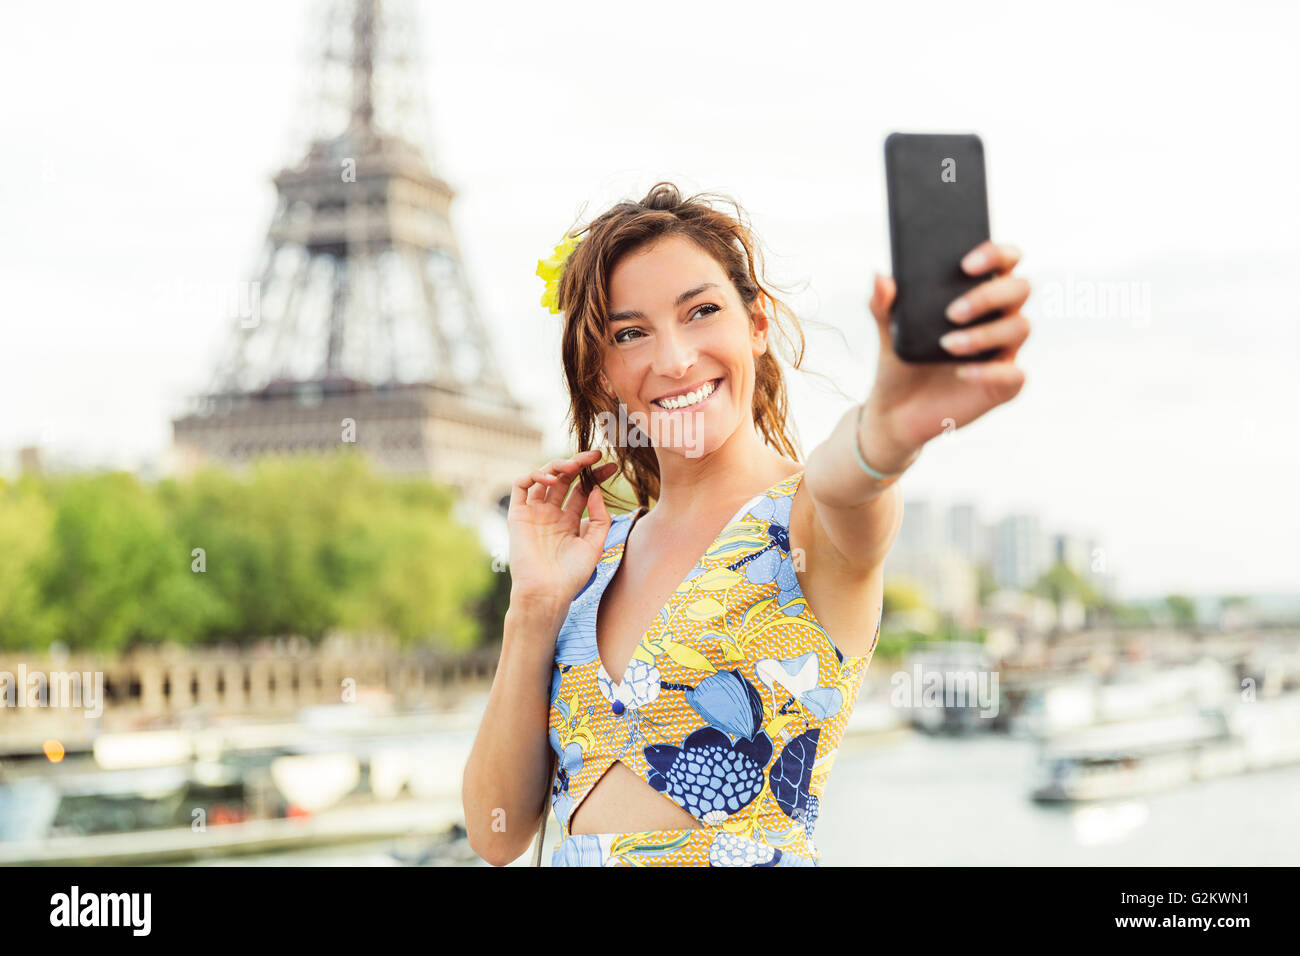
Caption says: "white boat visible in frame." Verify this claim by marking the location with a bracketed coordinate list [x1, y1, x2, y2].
[1031, 694, 1300, 802]
[1032, 710, 1233, 802]
[1009, 659, 1238, 740]
[0, 704, 481, 863]
[269, 753, 361, 813]
[0, 798, 464, 866]
[1225, 693, 1300, 768]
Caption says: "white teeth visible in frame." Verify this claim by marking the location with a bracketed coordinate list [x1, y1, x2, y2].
[655, 379, 717, 410]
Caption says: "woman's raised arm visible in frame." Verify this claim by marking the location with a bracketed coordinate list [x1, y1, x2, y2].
[804, 240, 1030, 571]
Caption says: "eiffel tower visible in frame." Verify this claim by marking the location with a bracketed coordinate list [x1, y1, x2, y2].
[171, 0, 542, 513]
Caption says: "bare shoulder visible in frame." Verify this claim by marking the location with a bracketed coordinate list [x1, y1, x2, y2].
[788, 476, 887, 660]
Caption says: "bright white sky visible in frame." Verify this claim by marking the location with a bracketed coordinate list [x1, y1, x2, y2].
[2, 0, 1297, 600]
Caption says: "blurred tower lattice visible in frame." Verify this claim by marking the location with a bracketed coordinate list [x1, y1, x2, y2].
[171, 0, 542, 510]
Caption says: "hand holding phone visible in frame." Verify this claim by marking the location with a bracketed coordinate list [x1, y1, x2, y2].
[857, 132, 1032, 460]
[884, 132, 1000, 363]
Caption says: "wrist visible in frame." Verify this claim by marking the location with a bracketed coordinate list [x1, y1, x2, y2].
[506, 590, 569, 629]
[855, 402, 922, 477]
[502, 599, 569, 670]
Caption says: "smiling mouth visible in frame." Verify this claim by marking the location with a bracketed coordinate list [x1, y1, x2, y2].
[651, 377, 722, 411]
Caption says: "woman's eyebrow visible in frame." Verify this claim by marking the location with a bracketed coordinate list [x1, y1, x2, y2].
[608, 282, 720, 323]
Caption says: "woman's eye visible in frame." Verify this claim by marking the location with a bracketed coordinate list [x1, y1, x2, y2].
[613, 304, 719, 344]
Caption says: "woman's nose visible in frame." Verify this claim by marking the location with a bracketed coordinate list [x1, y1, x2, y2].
[652, 328, 696, 377]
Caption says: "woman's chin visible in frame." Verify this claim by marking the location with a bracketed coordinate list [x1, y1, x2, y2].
[644, 408, 730, 460]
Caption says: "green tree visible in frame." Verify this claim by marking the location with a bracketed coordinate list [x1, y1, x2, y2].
[36, 471, 222, 652]
[975, 563, 998, 606]
[1164, 593, 1198, 629]
[883, 578, 928, 616]
[1216, 594, 1251, 623]
[3, 453, 498, 652]
[0, 477, 60, 649]
[1033, 559, 1104, 629]
[334, 470, 494, 649]
[1107, 602, 1153, 628]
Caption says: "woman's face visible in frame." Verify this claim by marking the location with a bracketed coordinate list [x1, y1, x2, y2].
[600, 234, 768, 459]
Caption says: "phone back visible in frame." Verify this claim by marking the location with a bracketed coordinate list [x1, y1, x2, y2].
[885, 132, 997, 363]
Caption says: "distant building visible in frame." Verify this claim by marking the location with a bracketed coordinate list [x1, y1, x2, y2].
[890, 499, 980, 625]
[992, 514, 1052, 590]
[946, 502, 984, 563]
[896, 499, 943, 557]
[885, 546, 980, 628]
[886, 498, 1111, 626]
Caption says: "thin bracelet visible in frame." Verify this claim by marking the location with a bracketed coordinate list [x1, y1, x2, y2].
[852, 403, 910, 485]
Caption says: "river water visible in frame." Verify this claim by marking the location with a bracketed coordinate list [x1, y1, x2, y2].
[192, 728, 1300, 866]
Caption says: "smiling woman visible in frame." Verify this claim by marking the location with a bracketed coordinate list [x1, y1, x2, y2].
[460, 180, 1031, 867]
[555, 183, 809, 509]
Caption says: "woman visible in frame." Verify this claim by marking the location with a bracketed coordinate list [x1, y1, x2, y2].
[462, 182, 1030, 866]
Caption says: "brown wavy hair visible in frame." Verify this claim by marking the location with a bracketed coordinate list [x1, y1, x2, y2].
[555, 181, 836, 512]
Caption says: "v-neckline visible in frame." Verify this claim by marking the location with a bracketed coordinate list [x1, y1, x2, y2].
[593, 469, 803, 687]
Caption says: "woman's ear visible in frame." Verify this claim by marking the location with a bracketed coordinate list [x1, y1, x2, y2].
[751, 310, 770, 357]
[598, 372, 619, 405]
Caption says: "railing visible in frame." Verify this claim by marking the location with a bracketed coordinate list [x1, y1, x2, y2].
[0, 636, 501, 737]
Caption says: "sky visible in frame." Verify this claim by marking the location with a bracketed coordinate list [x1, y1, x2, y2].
[1, 0, 1297, 600]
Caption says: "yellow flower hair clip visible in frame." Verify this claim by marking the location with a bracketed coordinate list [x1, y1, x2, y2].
[536, 232, 582, 314]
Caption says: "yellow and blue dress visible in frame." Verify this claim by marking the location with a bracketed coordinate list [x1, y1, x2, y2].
[547, 470, 880, 866]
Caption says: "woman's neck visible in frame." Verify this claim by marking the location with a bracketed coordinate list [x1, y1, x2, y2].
[646, 419, 798, 528]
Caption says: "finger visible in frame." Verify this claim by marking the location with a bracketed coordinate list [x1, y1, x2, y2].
[581, 483, 612, 548]
[528, 451, 600, 506]
[953, 359, 1027, 396]
[544, 452, 602, 507]
[961, 240, 1022, 277]
[564, 460, 617, 517]
[510, 472, 533, 510]
[526, 467, 563, 505]
[939, 312, 1031, 357]
[945, 276, 1031, 325]
[868, 272, 896, 340]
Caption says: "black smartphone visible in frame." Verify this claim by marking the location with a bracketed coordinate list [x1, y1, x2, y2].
[884, 132, 998, 363]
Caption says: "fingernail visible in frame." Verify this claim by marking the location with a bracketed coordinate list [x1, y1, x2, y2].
[955, 364, 981, 381]
[946, 298, 972, 321]
[961, 251, 985, 272]
[939, 330, 969, 352]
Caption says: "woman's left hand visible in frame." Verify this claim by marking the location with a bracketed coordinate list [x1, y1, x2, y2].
[861, 239, 1031, 467]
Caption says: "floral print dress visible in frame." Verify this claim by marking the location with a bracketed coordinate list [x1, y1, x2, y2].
[547, 470, 880, 867]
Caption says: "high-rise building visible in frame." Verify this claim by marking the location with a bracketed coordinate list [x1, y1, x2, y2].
[946, 502, 983, 563]
[896, 499, 942, 558]
[888, 500, 979, 622]
[991, 514, 1051, 590]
